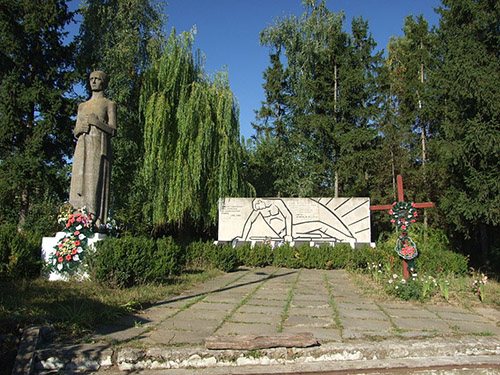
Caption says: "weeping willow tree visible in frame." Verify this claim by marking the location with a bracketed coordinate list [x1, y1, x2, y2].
[140, 31, 252, 232]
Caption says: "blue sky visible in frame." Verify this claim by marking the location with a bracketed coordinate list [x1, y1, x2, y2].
[69, 0, 442, 139]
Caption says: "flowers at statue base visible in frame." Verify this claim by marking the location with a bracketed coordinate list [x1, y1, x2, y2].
[49, 204, 120, 276]
[49, 206, 93, 275]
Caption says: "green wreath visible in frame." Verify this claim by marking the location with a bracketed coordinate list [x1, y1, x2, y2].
[389, 201, 418, 231]
[390, 201, 419, 260]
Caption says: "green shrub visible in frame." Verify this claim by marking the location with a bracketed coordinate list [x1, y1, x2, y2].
[272, 243, 300, 268]
[185, 240, 213, 269]
[350, 245, 392, 270]
[328, 243, 353, 269]
[208, 243, 238, 272]
[155, 237, 183, 277]
[92, 236, 182, 288]
[378, 225, 469, 275]
[238, 243, 273, 267]
[0, 224, 41, 280]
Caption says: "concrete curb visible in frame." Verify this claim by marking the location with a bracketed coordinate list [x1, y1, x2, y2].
[11, 326, 40, 375]
[33, 336, 500, 373]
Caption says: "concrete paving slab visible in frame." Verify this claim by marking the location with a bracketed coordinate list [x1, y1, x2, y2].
[251, 291, 289, 301]
[245, 298, 288, 307]
[215, 322, 277, 336]
[426, 305, 474, 314]
[333, 295, 374, 304]
[342, 330, 394, 339]
[451, 321, 500, 335]
[335, 301, 380, 310]
[158, 319, 219, 333]
[338, 308, 388, 320]
[383, 307, 438, 319]
[283, 315, 333, 328]
[229, 312, 282, 325]
[379, 302, 423, 310]
[391, 317, 453, 332]
[202, 294, 247, 304]
[287, 306, 334, 317]
[340, 317, 393, 331]
[146, 330, 208, 345]
[280, 326, 342, 342]
[474, 307, 500, 323]
[292, 293, 330, 302]
[135, 306, 180, 322]
[438, 311, 488, 322]
[290, 300, 330, 308]
[174, 309, 228, 321]
[93, 325, 147, 342]
[189, 302, 234, 311]
[237, 305, 284, 315]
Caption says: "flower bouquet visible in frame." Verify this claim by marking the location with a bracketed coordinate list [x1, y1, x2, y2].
[49, 206, 93, 275]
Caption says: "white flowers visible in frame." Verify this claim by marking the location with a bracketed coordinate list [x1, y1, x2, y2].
[78, 233, 86, 240]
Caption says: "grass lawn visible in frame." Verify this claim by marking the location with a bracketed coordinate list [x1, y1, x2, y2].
[0, 268, 222, 374]
[351, 268, 500, 310]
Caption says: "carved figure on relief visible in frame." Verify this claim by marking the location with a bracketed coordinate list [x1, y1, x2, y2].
[236, 198, 356, 242]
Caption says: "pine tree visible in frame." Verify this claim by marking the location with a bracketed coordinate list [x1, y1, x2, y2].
[434, 0, 500, 262]
[254, 0, 383, 197]
[0, 0, 75, 229]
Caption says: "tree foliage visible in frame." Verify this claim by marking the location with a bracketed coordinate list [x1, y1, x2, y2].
[0, 0, 75, 230]
[140, 31, 252, 232]
[433, 0, 500, 260]
[251, 0, 383, 198]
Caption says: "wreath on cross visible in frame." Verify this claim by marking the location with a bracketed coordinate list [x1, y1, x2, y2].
[390, 201, 419, 260]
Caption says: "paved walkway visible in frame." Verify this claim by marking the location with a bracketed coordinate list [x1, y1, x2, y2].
[34, 267, 500, 373]
[93, 267, 500, 346]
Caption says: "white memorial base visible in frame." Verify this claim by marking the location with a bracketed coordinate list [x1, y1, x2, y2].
[41, 232, 107, 281]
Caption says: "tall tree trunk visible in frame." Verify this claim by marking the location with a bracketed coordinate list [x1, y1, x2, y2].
[18, 189, 29, 231]
[419, 42, 428, 228]
[333, 62, 339, 199]
[391, 149, 396, 201]
[334, 170, 339, 198]
[479, 223, 489, 266]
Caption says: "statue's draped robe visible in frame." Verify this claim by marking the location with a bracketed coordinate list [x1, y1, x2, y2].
[70, 98, 116, 226]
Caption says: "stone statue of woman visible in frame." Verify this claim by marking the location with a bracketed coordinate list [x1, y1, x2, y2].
[69, 71, 117, 227]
